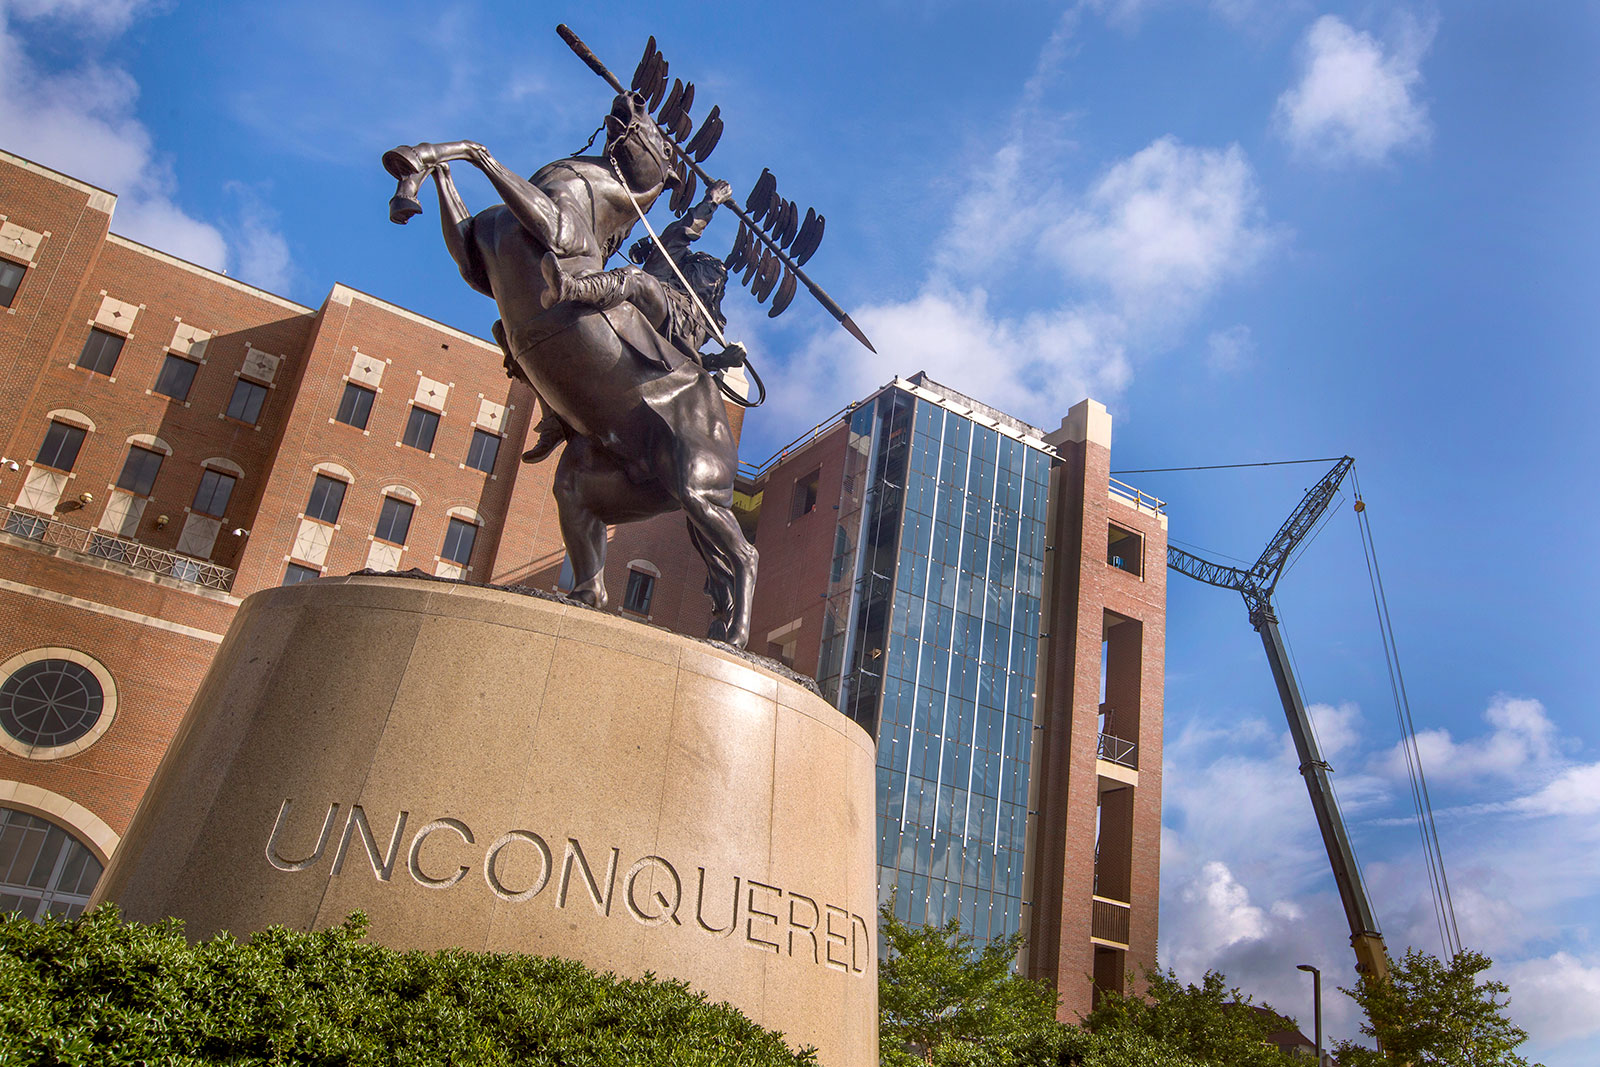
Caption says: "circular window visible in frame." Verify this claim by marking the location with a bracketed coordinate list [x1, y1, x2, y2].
[0, 649, 117, 759]
[1, 660, 103, 746]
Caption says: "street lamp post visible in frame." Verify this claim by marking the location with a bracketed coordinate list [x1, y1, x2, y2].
[1296, 963, 1323, 1066]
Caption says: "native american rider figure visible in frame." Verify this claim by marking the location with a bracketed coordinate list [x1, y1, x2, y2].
[381, 89, 758, 648]
[524, 178, 748, 463]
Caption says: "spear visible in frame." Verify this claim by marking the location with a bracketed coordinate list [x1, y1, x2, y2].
[556, 23, 877, 354]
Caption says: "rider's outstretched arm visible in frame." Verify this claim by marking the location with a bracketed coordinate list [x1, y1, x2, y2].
[660, 179, 733, 254]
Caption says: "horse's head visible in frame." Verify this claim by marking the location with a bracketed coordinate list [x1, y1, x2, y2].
[604, 91, 674, 196]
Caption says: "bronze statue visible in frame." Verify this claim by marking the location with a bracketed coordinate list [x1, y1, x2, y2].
[381, 26, 876, 650]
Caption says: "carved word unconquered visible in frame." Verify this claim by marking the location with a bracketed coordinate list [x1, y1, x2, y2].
[265, 799, 870, 973]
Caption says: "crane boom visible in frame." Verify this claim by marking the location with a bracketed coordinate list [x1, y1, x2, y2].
[1167, 457, 1390, 980]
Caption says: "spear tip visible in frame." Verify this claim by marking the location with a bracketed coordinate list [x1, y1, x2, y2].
[841, 314, 876, 354]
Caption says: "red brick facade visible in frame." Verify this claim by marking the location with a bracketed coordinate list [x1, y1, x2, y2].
[1023, 406, 1167, 1019]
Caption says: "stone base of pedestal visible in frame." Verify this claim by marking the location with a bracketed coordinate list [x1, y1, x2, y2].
[92, 576, 877, 1067]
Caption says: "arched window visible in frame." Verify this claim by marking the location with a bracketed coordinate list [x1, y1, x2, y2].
[622, 560, 658, 616]
[0, 807, 104, 920]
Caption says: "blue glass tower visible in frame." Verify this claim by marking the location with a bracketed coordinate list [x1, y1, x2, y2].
[815, 379, 1053, 944]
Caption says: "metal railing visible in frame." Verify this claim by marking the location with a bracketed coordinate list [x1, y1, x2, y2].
[738, 400, 858, 480]
[1108, 477, 1165, 515]
[1, 503, 235, 591]
[1097, 732, 1138, 769]
[1091, 896, 1131, 945]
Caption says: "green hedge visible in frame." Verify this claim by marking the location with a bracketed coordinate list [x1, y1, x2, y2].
[0, 907, 815, 1066]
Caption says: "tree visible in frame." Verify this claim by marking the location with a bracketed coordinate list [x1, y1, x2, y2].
[1335, 948, 1542, 1067]
[877, 903, 1062, 1066]
[1082, 968, 1300, 1067]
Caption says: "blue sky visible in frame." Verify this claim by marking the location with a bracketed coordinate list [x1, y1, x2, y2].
[4, 1, 1597, 1061]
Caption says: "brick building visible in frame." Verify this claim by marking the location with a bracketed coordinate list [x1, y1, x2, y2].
[737, 375, 1167, 1018]
[0, 148, 1165, 1016]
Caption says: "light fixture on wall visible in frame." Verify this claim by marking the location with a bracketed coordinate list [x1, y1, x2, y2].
[155, 514, 170, 529]
[0, 457, 19, 471]
[78, 492, 93, 504]
[232, 528, 250, 537]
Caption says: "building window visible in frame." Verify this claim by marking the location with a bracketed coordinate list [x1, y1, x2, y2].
[225, 379, 267, 424]
[1107, 524, 1143, 577]
[0, 650, 117, 762]
[77, 328, 123, 376]
[375, 495, 415, 545]
[440, 517, 477, 567]
[0, 659, 104, 750]
[115, 446, 164, 497]
[622, 569, 656, 615]
[402, 406, 440, 452]
[283, 563, 320, 585]
[335, 382, 375, 429]
[304, 474, 347, 524]
[465, 428, 501, 473]
[191, 469, 237, 517]
[34, 422, 86, 472]
[153, 354, 199, 401]
[790, 468, 821, 520]
[0, 808, 104, 921]
[0, 259, 23, 308]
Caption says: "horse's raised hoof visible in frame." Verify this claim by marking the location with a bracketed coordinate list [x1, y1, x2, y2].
[388, 194, 423, 225]
[382, 145, 428, 180]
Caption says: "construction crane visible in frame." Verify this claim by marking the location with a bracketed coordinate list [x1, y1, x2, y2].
[1165, 456, 1391, 981]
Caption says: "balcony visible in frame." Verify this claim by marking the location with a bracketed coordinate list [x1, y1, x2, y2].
[1091, 896, 1131, 947]
[1108, 477, 1165, 517]
[1096, 732, 1137, 769]
[1, 503, 236, 591]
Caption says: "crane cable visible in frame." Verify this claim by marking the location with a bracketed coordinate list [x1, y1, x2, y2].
[1351, 466, 1463, 959]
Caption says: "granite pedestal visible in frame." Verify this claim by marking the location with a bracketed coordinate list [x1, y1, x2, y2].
[92, 575, 877, 1067]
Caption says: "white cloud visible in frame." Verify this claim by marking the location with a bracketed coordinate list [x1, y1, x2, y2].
[762, 286, 1131, 433]
[1274, 15, 1433, 167]
[1502, 953, 1600, 1046]
[1372, 694, 1559, 785]
[1045, 138, 1274, 320]
[5, 0, 148, 33]
[0, 1, 289, 285]
[224, 183, 294, 294]
[1511, 762, 1600, 818]
[1305, 700, 1362, 760]
[1206, 324, 1253, 373]
[1181, 860, 1270, 953]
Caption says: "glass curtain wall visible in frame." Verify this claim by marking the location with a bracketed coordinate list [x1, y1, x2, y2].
[821, 386, 1051, 945]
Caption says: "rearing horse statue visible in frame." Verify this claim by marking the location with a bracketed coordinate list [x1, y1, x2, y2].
[382, 90, 758, 648]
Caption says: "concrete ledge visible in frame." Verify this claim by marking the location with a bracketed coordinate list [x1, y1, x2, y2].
[93, 575, 877, 1066]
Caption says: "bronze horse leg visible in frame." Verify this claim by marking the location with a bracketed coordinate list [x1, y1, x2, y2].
[552, 435, 674, 610]
[387, 141, 567, 258]
[427, 164, 492, 297]
[676, 478, 757, 647]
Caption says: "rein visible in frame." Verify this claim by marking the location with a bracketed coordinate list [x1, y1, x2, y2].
[606, 143, 766, 409]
